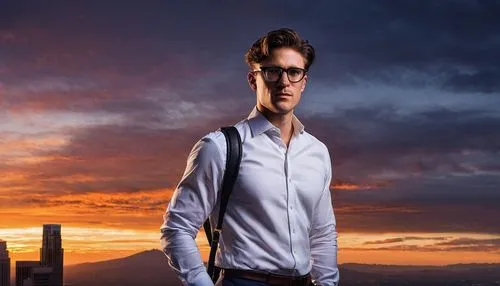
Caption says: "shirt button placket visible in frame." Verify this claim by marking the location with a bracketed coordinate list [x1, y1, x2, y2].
[286, 147, 298, 269]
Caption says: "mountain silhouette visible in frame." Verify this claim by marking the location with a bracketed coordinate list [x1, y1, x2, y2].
[65, 249, 182, 286]
[340, 262, 500, 286]
[65, 250, 500, 286]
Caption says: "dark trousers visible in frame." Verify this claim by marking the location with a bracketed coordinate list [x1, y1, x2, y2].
[221, 276, 273, 286]
[216, 269, 312, 286]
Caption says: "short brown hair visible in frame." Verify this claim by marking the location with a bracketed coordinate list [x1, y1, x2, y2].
[245, 28, 315, 70]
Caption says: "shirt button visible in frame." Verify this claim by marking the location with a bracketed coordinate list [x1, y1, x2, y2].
[292, 229, 295, 233]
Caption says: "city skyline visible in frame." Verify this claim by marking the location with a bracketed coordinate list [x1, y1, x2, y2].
[1, 0, 499, 269]
[0, 240, 10, 286]
[2, 224, 63, 286]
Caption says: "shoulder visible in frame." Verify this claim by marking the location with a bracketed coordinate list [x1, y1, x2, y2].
[195, 118, 250, 162]
[301, 131, 333, 176]
[302, 131, 331, 158]
[301, 131, 333, 184]
[193, 130, 226, 164]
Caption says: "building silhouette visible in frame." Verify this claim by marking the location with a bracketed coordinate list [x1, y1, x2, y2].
[16, 261, 40, 286]
[40, 224, 63, 286]
[31, 267, 52, 286]
[21, 278, 33, 286]
[0, 240, 10, 286]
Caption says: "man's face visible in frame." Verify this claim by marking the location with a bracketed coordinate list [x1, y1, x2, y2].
[248, 47, 308, 116]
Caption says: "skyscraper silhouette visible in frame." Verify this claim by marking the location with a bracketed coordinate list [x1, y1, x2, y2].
[31, 267, 52, 286]
[0, 240, 10, 286]
[16, 261, 40, 286]
[40, 224, 63, 286]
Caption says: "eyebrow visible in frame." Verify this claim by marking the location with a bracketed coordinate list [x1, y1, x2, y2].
[261, 65, 304, 69]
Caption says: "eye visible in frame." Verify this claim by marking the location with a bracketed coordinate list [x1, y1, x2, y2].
[267, 68, 281, 75]
[288, 68, 302, 76]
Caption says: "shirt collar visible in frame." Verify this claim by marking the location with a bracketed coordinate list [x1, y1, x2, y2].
[247, 106, 305, 138]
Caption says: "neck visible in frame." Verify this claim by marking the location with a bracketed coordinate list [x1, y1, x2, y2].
[257, 106, 294, 146]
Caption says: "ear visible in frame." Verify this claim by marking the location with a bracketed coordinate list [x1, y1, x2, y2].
[300, 74, 308, 92]
[247, 72, 257, 92]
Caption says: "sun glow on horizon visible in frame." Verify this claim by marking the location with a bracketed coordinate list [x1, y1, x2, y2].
[1, 226, 498, 266]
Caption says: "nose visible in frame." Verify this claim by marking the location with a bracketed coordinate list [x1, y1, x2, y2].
[276, 70, 291, 87]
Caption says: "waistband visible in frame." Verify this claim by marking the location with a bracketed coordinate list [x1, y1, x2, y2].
[222, 268, 311, 286]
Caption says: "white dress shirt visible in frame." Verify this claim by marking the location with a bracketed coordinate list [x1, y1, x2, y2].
[161, 107, 339, 285]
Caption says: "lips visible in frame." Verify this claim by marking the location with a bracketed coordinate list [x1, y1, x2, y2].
[275, 92, 292, 97]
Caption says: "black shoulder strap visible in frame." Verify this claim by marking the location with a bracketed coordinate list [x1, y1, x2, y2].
[203, 126, 242, 282]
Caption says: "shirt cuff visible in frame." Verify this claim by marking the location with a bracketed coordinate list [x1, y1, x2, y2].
[185, 270, 214, 286]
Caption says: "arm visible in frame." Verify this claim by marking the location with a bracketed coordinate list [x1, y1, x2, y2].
[309, 150, 339, 285]
[160, 135, 224, 286]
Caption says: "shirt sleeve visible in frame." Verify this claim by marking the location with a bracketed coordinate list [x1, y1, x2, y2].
[309, 147, 339, 285]
[160, 134, 225, 286]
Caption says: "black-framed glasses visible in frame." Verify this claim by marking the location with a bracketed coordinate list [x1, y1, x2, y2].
[253, 66, 307, 83]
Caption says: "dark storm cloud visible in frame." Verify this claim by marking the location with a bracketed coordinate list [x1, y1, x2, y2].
[442, 69, 500, 93]
[435, 238, 500, 247]
[349, 244, 500, 252]
[2, 0, 499, 96]
[0, 1, 260, 77]
[364, 237, 448, 245]
[305, 107, 500, 182]
[302, 1, 500, 93]
[335, 201, 500, 233]
[351, 237, 500, 252]
[28, 197, 166, 214]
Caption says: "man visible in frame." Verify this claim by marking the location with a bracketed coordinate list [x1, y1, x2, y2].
[161, 28, 339, 286]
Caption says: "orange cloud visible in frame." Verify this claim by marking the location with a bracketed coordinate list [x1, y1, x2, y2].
[331, 179, 391, 191]
[0, 134, 68, 152]
[0, 188, 175, 230]
[335, 205, 420, 214]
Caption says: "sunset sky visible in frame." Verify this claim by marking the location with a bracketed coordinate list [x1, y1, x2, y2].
[1, 1, 499, 267]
